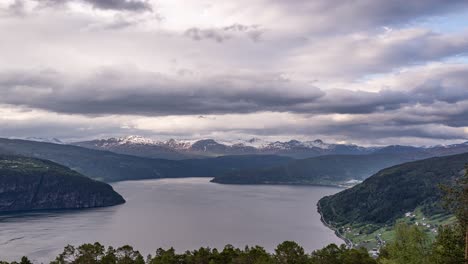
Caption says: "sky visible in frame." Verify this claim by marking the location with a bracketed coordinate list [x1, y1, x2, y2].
[1, 0, 468, 146]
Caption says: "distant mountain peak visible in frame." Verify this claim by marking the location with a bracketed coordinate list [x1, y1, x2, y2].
[70, 136, 468, 160]
[116, 135, 156, 145]
[24, 137, 64, 144]
[247, 137, 261, 143]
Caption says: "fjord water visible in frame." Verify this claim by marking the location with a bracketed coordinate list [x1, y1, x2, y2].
[0, 178, 342, 262]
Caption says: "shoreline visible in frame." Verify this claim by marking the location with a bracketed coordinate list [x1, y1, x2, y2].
[317, 201, 354, 248]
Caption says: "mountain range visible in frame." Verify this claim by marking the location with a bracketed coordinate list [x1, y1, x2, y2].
[6, 136, 468, 186]
[210, 141, 468, 185]
[72, 136, 373, 159]
[72, 135, 468, 160]
[0, 138, 293, 182]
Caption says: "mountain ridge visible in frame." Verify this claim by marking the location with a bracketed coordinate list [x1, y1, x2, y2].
[0, 138, 293, 182]
[72, 135, 468, 160]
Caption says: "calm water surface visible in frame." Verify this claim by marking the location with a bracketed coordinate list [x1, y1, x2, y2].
[0, 178, 342, 262]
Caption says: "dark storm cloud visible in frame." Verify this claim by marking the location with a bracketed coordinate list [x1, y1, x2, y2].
[0, 68, 325, 115]
[0, 66, 467, 130]
[36, 0, 152, 12]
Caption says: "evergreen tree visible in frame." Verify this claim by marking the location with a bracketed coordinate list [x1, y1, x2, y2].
[274, 241, 309, 264]
[442, 164, 468, 263]
[378, 223, 432, 264]
[430, 224, 465, 264]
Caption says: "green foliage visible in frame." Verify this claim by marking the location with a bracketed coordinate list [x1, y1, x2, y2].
[50, 243, 145, 264]
[274, 241, 308, 264]
[442, 164, 468, 228]
[440, 164, 468, 263]
[1, 241, 379, 264]
[310, 244, 377, 264]
[0, 257, 33, 264]
[378, 223, 432, 264]
[430, 224, 465, 264]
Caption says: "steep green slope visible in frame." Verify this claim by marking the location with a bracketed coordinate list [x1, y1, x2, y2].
[0, 155, 125, 213]
[211, 153, 425, 185]
[317, 152, 467, 248]
[319, 152, 467, 225]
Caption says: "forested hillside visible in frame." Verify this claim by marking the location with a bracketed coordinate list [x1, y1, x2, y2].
[211, 153, 427, 185]
[319, 152, 468, 225]
[0, 155, 124, 213]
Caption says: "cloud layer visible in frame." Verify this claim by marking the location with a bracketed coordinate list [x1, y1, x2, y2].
[0, 0, 468, 145]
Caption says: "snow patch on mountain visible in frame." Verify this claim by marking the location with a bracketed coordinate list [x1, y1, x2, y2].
[81, 135, 373, 153]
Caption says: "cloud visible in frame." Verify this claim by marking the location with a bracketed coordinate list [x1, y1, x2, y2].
[1, 0, 468, 145]
[0, 63, 467, 121]
[0, 67, 325, 115]
[1, 105, 466, 146]
[36, 0, 152, 12]
[265, 0, 468, 33]
[184, 24, 264, 43]
[285, 28, 468, 81]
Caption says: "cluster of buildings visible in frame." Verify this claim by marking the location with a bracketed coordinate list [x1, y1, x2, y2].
[405, 212, 438, 234]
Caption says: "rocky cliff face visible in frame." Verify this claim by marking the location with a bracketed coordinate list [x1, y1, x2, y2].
[0, 155, 125, 213]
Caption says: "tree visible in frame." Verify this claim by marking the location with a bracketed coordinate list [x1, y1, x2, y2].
[75, 243, 105, 264]
[310, 244, 376, 264]
[378, 222, 432, 264]
[233, 246, 273, 264]
[274, 241, 309, 264]
[310, 244, 342, 264]
[149, 247, 181, 264]
[442, 164, 468, 262]
[430, 224, 465, 264]
[51, 245, 77, 264]
[339, 247, 377, 264]
[19, 257, 32, 264]
[115, 245, 145, 264]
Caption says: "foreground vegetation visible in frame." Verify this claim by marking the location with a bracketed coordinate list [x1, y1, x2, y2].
[1, 223, 465, 264]
[0, 241, 382, 264]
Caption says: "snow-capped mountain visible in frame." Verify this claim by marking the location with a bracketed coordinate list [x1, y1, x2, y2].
[72, 135, 468, 160]
[73, 136, 193, 160]
[72, 136, 375, 159]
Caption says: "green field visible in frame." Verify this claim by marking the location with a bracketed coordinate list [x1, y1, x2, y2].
[339, 206, 455, 250]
